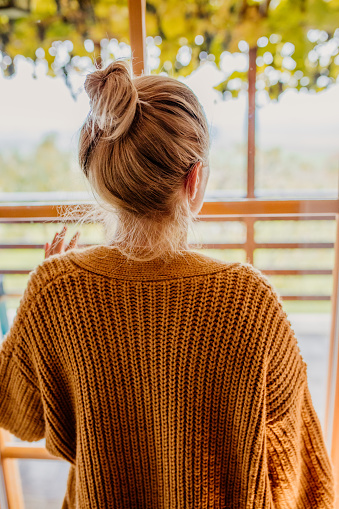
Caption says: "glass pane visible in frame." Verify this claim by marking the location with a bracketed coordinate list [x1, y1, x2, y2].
[182, 53, 249, 197]
[205, 92, 248, 198]
[0, 62, 89, 194]
[255, 249, 334, 269]
[0, 45, 249, 198]
[190, 220, 246, 245]
[18, 459, 69, 509]
[0, 0, 129, 197]
[289, 313, 331, 426]
[256, 86, 339, 198]
[255, 219, 336, 243]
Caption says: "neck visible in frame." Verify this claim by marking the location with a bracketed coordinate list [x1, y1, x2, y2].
[107, 215, 189, 259]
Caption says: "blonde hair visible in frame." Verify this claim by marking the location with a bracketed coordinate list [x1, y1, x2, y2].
[79, 60, 209, 260]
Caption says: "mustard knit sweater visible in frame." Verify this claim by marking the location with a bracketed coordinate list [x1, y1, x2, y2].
[0, 246, 334, 508]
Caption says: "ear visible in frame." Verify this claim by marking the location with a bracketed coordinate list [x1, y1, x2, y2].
[185, 161, 202, 201]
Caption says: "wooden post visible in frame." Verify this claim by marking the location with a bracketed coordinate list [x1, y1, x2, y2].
[247, 47, 257, 199]
[0, 444, 9, 509]
[325, 215, 339, 505]
[0, 430, 24, 509]
[245, 218, 255, 265]
[127, 0, 146, 76]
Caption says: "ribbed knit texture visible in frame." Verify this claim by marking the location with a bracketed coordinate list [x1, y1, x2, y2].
[0, 246, 334, 508]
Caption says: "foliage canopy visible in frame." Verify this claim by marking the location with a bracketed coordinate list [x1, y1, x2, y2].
[0, 0, 339, 98]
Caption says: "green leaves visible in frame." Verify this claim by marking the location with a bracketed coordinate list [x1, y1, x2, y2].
[0, 0, 338, 99]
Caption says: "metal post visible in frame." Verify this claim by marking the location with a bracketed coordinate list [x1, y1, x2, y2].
[245, 218, 255, 265]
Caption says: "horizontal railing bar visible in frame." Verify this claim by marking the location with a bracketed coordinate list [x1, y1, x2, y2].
[254, 243, 335, 249]
[280, 295, 331, 301]
[0, 293, 331, 301]
[1, 444, 59, 461]
[253, 216, 337, 221]
[0, 242, 335, 250]
[0, 244, 45, 249]
[200, 199, 339, 217]
[0, 270, 31, 275]
[0, 243, 245, 251]
[262, 269, 332, 275]
[0, 268, 333, 276]
[1, 199, 338, 222]
[199, 216, 337, 222]
[1, 216, 337, 224]
[0, 192, 336, 203]
[0, 219, 75, 224]
[180, 243, 246, 250]
[0, 243, 100, 249]
[0, 294, 22, 300]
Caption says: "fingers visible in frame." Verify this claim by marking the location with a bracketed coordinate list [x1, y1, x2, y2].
[65, 232, 80, 252]
[45, 227, 80, 259]
[49, 227, 66, 256]
[44, 242, 50, 259]
[45, 233, 60, 259]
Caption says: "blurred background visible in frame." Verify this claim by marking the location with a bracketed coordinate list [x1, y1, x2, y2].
[0, 0, 339, 507]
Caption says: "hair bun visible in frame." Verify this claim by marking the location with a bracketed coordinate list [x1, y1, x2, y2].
[85, 60, 138, 140]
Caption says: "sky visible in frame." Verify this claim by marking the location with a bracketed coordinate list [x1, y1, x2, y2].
[0, 56, 338, 158]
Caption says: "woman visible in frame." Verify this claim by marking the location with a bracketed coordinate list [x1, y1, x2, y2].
[0, 60, 334, 508]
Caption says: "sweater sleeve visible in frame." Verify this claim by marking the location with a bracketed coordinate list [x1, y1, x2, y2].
[0, 269, 45, 442]
[265, 289, 334, 507]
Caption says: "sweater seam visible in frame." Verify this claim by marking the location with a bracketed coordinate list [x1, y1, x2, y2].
[2, 349, 41, 395]
[19, 260, 276, 313]
[68, 255, 255, 282]
[14, 264, 84, 326]
[266, 369, 307, 426]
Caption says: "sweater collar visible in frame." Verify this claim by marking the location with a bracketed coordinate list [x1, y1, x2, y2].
[68, 245, 230, 280]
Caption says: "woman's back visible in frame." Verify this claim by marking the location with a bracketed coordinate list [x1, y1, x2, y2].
[1, 245, 333, 508]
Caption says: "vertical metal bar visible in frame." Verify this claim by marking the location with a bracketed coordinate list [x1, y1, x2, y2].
[127, 0, 147, 76]
[247, 47, 257, 199]
[245, 218, 255, 265]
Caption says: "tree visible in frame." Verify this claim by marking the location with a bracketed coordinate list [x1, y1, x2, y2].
[0, 0, 338, 98]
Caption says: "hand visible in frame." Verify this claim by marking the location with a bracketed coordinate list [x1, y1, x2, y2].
[44, 226, 80, 259]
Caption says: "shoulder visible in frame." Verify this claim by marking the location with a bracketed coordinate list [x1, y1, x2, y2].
[8, 249, 92, 331]
[233, 262, 281, 300]
[22, 249, 86, 305]
[197, 253, 282, 302]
